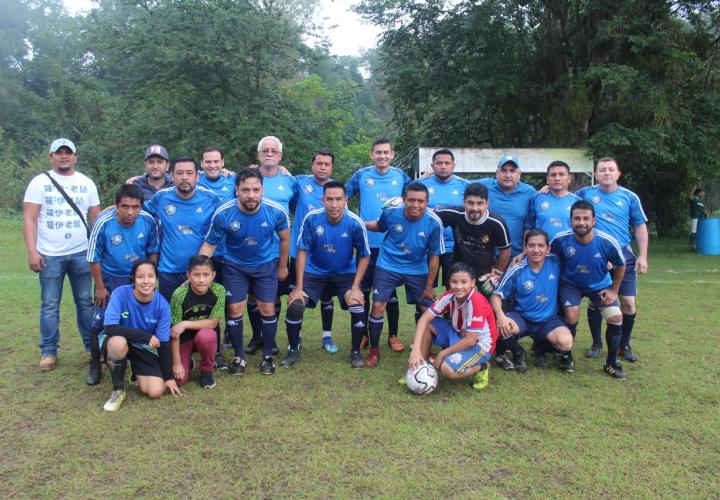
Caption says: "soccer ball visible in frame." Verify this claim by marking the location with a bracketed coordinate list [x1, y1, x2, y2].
[405, 362, 439, 395]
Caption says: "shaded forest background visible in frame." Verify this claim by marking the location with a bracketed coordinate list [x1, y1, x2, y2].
[2, 0, 720, 234]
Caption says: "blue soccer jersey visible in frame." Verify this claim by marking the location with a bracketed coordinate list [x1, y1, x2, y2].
[526, 191, 580, 240]
[376, 206, 444, 275]
[262, 171, 298, 216]
[87, 208, 159, 277]
[290, 175, 328, 258]
[576, 185, 648, 247]
[494, 254, 561, 322]
[143, 187, 220, 274]
[345, 166, 412, 248]
[419, 174, 468, 253]
[204, 198, 289, 267]
[550, 229, 625, 291]
[297, 208, 370, 275]
[473, 178, 536, 256]
[198, 172, 236, 203]
[103, 284, 171, 345]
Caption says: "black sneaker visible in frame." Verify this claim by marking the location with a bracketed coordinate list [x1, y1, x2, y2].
[350, 350, 364, 369]
[260, 356, 276, 375]
[86, 362, 102, 386]
[229, 357, 246, 375]
[533, 350, 548, 369]
[244, 338, 262, 355]
[280, 348, 300, 368]
[513, 348, 527, 373]
[559, 353, 575, 373]
[604, 362, 627, 380]
[199, 371, 216, 389]
[215, 352, 229, 372]
[494, 355, 515, 371]
[586, 344, 603, 358]
[620, 346, 639, 362]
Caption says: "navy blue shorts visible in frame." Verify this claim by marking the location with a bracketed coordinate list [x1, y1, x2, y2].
[302, 273, 354, 309]
[224, 260, 278, 304]
[372, 266, 430, 306]
[211, 256, 225, 286]
[276, 258, 295, 297]
[614, 246, 637, 297]
[434, 252, 454, 288]
[361, 248, 380, 292]
[158, 272, 187, 303]
[92, 274, 132, 329]
[430, 317, 491, 373]
[559, 281, 620, 310]
[506, 312, 566, 341]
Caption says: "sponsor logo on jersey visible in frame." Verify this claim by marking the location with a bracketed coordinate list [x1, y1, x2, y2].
[616, 200, 624, 206]
[196, 206, 203, 213]
[391, 180, 398, 185]
[111, 234, 122, 246]
[260, 222, 269, 228]
[593, 252, 602, 258]
[418, 231, 426, 238]
[341, 232, 348, 238]
[452, 190, 461, 195]
[165, 204, 177, 216]
[278, 185, 285, 191]
[548, 273, 556, 280]
[137, 232, 145, 239]
[229, 220, 241, 232]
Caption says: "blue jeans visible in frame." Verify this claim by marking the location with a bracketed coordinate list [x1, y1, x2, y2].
[38, 251, 94, 356]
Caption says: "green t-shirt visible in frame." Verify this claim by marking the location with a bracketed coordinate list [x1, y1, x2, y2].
[170, 282, 226, 343]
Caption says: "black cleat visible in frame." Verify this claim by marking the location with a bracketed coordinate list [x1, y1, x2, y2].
[280, 349, 300, 368]
[533, 350, 548, 369]
[513, 348, 527, 373]
[260, 356, 276, 375]
[244, 338, 262, 355]
[215, 352, 229, 372]
[620, 346, 639, 362]
[229, 357, 247, 375]
[86, 362, 101, 386]
[199, 371, 216, 389]
[559, 353, 575, 373]
[494, 355, 515, 371]
[350, 350, 364, 369]
[604, 362, 627, 380]
[586, 344, 603, 358]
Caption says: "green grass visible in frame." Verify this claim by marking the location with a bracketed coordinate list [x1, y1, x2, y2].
[1, 215, 719, 497]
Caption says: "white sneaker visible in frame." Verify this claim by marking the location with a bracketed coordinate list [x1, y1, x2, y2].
[103, 390, 126, 412]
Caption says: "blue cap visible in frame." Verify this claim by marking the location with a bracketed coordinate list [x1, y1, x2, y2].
[144, 144, 169, 161]
[497, 155, 519, 168]
[49, 138, 76, 154]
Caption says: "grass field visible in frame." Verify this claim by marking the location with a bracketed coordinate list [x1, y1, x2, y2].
[1, 215, 719, 498]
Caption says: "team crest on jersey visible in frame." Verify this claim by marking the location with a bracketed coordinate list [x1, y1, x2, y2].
[540, 201, 550, 211]
[392, 223, 405, 233]
[364, 177, 375, 187]
[111, 234, 123, 246]
[304, 184, 314, 193]
[229, 220, 241, 232]
[566, 246, 576, 256]
[590, 195, 601, 205]
[315, 225, 325, 236]
[522, 279, 534, 290]
[165, 204, 177, 216]
[482, 234, 489, 243]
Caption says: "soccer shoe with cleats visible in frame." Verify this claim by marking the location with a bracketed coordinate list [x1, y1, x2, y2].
[559, 354, 575, 373]
[280, 348, 300, 368]
[199, 371, 216, 389]
[322, 337, 339, 353]
[215, 352, 229, 372]
[472, 365, 490, 390]
[533, 351, 548, 369]
[388, 336, 405, 353]
[586, 344, 603, 358]
[513, 348, 527, 374]
[494, 355, 515, 371]
[603, 362, 627, 381]
[103, 390, 126, 412]
[619, 346, 639, 362]
[260, 357, 276, 375]
[350, 350, 364, 369]
[229, 357, 247, 375]
[364, 347, 380, 368]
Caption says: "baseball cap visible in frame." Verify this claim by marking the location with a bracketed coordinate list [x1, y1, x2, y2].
[144, 144, 169, 161]
[497, 155, 520, 168]
[49, 138, 76, 154]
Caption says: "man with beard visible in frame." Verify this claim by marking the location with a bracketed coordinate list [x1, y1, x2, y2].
[132, 145, 174, 201]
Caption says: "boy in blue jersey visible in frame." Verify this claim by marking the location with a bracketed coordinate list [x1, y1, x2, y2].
[418, 148, 469, 289]
[526, 161, 580, 240]
[551, 201, 628, 380]
[491, 229, 574, 373]
[200, 168, 290, 375]
[283, 181, 371, 368]
[143, 157, 221, 302]
[346, 139, 412, 353]
[363, 182, 445, 367]
[85, 184, 160, 385]
[473, 155, 536, 257]
[576, 157, 648, 362]
[290, 149, 339, 353]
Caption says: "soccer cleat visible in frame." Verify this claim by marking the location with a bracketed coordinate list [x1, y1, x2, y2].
[199, 371, 216, 389]
[472, 365, 490, 390]
[229, 357, 247, 375]
[603, 362, 627, 381]
[586, 344, 603, 358]
[619, 346, 639, 362]
[322, 337, 339, 354]
[260, 357, 276, 375]
[39, 355, 56, 371]
[280, 348, 300, 368]
[103, 390, 126, 412]
[350, 350, 364, 369]
[364, 347, 380, 368]
[244, 338, 262, 355]
[388, 336, 405, 353]
[494, 355, 515, 371]
[559, 354, 575, 373]
[86, 362, 102, 385]
[513, 348, 527, 374]
[360, 335, 369, 350]
[215, 352, 229, 372]
[533, 351, 548, 369]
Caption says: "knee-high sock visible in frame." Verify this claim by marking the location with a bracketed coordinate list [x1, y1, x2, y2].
[321, 300, 334, 334]
[349, 305, 366, 351]
[368, 315, 384, 348]
[587, 305, 603, 346]
[605, 323, 622, 366]
[247, 300, 261, 342]
[498, 335, 523, 357]
[107, 356, 127, 391]
[261, 314, 278, 358]
[620, 313, 636, 348]
[227, 316, 244, 358]
[387, 296, 399, 337]
[89, 326, 102, 366]
[285, 317, 302, 351]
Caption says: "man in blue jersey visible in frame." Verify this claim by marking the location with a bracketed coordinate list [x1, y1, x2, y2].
[200, 168, 290, 375]
[418, 148, 469, 289]
[526, 161, 580, 240]
[291, 149, 339, 353]
[131, 144, 174, 201]
[363, 182, 444, 367]
[143, 156, 220, 302]
[473, 155, 536, 257]
[576, 157, 648, 362]
[346, 138, 412, 353]
[85, 184, 160, 385]
[551, 201, 628, 380]
[283, 181, 371, 368]
[491, 229, 574, 373]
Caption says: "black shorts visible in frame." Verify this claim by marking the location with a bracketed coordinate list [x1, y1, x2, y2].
[126, 345, 164, 378]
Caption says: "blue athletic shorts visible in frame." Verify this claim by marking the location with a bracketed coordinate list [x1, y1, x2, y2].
[158, 271, 187, 303]
[92, 274, 132, 329]
[506, 312, 566, 341]
[302, 273, 354, 309]
[559, 281, 620, 310]
[223, 260, 278, 304]
[430, 317, 490, 374]
[276, 258, 295, 297]
[613, 245, 637, 297]
[372, 266, 430, 306]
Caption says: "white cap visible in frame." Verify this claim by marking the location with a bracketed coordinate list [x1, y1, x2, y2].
[49, 138, 76, 154]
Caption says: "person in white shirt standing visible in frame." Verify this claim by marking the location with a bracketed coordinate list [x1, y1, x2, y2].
[23, 138, 100, 371]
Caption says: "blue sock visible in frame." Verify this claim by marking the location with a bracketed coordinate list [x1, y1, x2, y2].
[227, 316, 244, 358]
[587, 306, 603, 346]
[368, 315, 384, 348]
[621, 313, 636, 348]
[387, 298, 399, 338]
[285, 317, 302, 351]
[605, 323, 622, 366]
[247, 300, 261, 342]
[261, 314, 278, 358]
